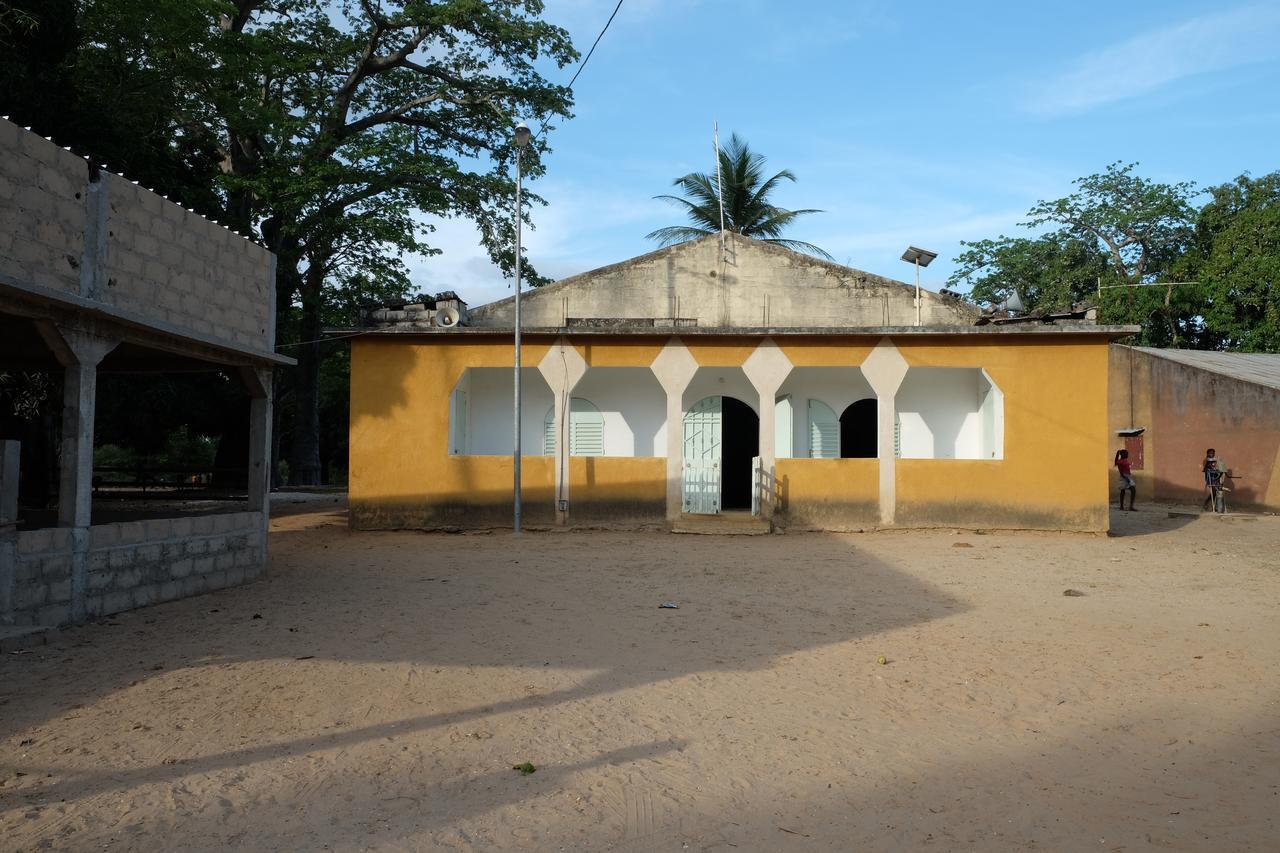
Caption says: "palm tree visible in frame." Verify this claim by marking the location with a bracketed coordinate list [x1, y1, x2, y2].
[646, 133, 831, 259]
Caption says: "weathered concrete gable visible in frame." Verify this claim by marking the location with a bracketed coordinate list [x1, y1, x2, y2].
[468, 232, 977, 329]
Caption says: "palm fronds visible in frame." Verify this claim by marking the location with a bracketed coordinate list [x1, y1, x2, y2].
[648, 133, 829, 259]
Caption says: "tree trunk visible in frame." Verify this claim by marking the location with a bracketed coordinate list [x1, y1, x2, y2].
[287, 258, 325, 486]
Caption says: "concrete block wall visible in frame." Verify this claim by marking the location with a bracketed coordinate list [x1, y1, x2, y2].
[0, 119, 88, 295]
[5, 512, 265, 627]
[10, 527, 75, 627]
[101, 173, 274, 351]
[0, 118, 274, 354]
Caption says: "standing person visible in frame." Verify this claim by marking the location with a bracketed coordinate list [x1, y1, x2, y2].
[1115, 448, 1136, 511]
[1203, 448, 1219, 512]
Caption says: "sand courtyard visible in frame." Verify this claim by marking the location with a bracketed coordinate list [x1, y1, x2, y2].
[2, 506, 1278, 852]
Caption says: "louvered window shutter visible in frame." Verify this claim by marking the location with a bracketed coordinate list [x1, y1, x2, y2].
[807, 399, 839, 459]
[543, 407, 556, 455]
[568, 398, 604, 456]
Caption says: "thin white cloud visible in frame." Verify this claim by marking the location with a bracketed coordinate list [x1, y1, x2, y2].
[403, 179, 669, 308]
[1025, 3, 1280, 116]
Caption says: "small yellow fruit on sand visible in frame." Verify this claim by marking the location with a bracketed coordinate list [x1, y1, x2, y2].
[877, 655, 888, 665]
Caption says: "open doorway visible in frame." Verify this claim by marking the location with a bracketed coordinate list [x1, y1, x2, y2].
[682, 394, 760, 514]
[839, 399, 877, 458]
[721, 396, 759, 510]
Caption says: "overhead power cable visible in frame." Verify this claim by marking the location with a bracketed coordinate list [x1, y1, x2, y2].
[567, 0, 625, 91]
[532, 0, 625, 141]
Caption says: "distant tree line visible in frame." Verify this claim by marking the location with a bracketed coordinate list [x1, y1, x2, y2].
[949, 162, 1280, 351]
[0, 0, 578, 485]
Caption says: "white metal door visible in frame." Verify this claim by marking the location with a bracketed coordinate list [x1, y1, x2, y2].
[682, 396, 722, 514]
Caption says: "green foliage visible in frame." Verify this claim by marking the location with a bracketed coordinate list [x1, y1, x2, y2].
[94, 372, 244, 453]
[1182, 172, 1280, 352]
[0, 0, 228, 214]
[95, 427, 217, 474]
[647, 133, 831, 259]
[0, 371, 53, 419]
[1025, 162, 1196, 283]
[949, 162, 1272, 349]
[949, 234, 1107, 311]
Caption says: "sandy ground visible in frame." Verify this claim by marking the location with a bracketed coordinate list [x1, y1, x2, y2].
[2, 506, 1278, 852]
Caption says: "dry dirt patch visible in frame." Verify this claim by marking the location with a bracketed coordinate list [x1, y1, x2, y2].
[2, 507, 1278, 851]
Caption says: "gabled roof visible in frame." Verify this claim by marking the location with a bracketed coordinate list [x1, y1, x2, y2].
[465, 232, 981, 330]
[1133, 347, 1280, 391]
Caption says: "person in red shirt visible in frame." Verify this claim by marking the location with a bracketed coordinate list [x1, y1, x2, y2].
[1115, 448, 1136, 511]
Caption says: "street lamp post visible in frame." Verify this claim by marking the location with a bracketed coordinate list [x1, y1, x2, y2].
[513, 122, 531, 534]
[899, 246, 938, 327]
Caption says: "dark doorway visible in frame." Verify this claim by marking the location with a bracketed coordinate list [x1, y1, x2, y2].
[840, 399, 877, 458]
[721, 396, 759, 510]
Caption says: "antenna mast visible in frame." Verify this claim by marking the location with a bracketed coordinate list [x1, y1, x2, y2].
[714, 120, 726, 260]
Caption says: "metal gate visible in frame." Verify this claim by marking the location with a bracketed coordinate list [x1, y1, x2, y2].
[682, 396, 722, 514]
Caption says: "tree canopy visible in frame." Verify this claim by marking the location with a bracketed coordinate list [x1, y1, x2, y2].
[0, 0, 581, 485]
[949, 162, 1280, 351]
[647, 133, 831, 259]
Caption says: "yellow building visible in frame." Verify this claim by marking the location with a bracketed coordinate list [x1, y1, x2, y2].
[341, 235, 1135, 533]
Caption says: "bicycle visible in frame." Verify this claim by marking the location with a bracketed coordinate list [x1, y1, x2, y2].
[1205, 467, 1235, 514]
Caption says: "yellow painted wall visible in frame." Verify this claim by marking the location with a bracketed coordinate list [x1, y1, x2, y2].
[577, 338, 667, 367]
[893, 337, 1110, 530]
[349, 336, 554, 528]
[775, 458, 878, 529]
[349, 333, 1114, 531]
[778, 340, 877, 367]
[568, 456, 667, 522]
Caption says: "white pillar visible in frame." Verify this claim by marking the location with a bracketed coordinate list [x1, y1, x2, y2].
[651, 339, 698, 521]
[743, 338, 792, 519]
[861, 338, 909, 526]
[537, 338, 585, 525]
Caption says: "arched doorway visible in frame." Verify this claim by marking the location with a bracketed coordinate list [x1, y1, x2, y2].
[682, 395, 760, 514]
[721, 396, 759, 509]
[840, 399, 877, 458]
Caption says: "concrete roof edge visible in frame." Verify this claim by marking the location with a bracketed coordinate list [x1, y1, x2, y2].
[326, 323, 1140, 339]
[1, 277, 294, 366]
[465, 231, 975, 318]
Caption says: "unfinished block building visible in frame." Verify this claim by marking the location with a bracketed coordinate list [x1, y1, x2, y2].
[0, 119, 287, 636]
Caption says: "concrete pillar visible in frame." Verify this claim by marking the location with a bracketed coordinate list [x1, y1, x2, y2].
[651, 339, 698, 520]
[1, 440, 17, 625]
[0, 439, 17, 525]
[742, 339, 793, 519]
[241, 368, 273, 514]
[861, 337, 909, 526]
[56, 330, 117, 528]
[538, 338, 585, 525]
[50, 327, 117, 624]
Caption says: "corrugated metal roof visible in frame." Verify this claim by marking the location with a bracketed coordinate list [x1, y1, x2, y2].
[1134, 347, 1280, 391]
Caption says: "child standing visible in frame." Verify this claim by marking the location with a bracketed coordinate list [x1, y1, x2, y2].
[1115, 449, 1136, 511]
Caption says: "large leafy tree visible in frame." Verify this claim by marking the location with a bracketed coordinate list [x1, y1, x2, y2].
[2, 1, 579, 486]
[212, 0, 577, 484]
[1024, 162, 1202, 345]
[1182, 172, 1280, 352]
[646, 133, 831, 259]
[952, 162, 1209, 346]
[949, 233, 1108, 311]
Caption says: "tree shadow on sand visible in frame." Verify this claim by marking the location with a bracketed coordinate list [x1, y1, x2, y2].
[0, 512, 969, 840]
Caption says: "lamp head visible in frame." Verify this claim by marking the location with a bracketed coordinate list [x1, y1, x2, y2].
[514, 123, 531, 148]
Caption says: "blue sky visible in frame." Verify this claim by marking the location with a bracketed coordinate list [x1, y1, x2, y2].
[410, 0, 1280, 308]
